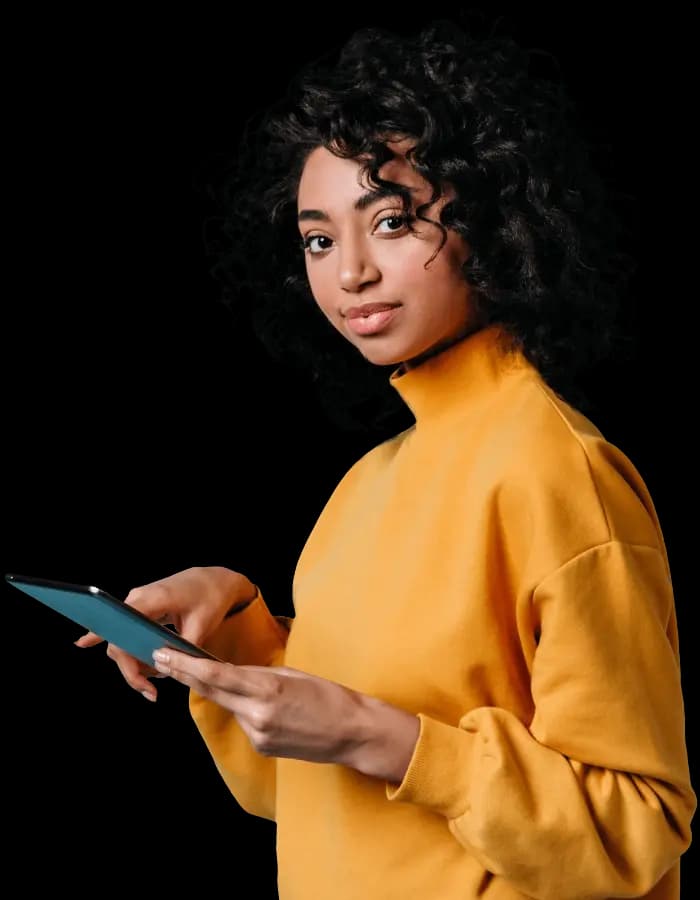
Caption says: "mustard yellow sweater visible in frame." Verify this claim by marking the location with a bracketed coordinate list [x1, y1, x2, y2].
[190, 325, 695, 899]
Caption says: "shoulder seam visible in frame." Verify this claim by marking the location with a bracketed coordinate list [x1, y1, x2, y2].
[534, 539, 667, 593]
[529, 378, 613, 543]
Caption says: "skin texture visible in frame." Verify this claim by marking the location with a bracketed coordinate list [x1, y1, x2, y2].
[76, 142, 482, 785]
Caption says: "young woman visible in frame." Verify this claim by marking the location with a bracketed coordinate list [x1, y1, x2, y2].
[76, 18, 695, 899]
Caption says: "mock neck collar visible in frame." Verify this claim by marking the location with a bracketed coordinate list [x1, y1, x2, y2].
[388, 324, 533, 425]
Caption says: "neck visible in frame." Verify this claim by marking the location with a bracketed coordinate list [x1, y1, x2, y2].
[400, 322, 484, 374]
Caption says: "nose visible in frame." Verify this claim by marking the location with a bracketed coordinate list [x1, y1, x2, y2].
[338, 237, 381, 293]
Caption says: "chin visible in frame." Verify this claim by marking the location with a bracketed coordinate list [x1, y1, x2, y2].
[356, 343, 409, 368]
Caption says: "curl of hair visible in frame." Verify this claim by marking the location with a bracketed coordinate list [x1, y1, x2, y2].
[197, 16, 638, 433]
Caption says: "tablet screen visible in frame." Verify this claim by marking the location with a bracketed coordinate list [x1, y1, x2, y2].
[5, 573, 218, 666]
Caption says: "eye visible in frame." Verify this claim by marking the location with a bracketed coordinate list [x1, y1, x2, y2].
[302, 234, 333, 255]
[374, 213, 412, 234]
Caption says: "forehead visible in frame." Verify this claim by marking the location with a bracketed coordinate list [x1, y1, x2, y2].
[297, 145, 426, 208]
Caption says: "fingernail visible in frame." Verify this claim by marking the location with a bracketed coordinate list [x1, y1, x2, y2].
[152, 650, 170, 663]
[141, 690, 157, 702]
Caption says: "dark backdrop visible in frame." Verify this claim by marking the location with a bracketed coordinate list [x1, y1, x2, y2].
[4, 6, 694, 896]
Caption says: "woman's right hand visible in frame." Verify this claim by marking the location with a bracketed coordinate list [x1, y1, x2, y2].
[74, 565, 257, 701]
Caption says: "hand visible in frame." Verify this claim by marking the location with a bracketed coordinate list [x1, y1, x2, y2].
[152, 648, 420, 783]
[74, 566, 257, 701]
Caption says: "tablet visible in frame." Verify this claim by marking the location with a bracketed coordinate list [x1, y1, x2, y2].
[5, 572, 219, 666]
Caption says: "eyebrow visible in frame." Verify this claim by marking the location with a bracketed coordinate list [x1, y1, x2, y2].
[297, 186, 409, 223]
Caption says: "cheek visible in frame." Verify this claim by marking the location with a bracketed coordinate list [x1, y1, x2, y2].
[386, 233, 466, 284]
[378, 246, 431, 289]
[304, 260, 336, 315]
[391, 249, 465, 300]
[306, 260, 342, 328]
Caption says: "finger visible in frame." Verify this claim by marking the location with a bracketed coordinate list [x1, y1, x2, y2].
[123, 584, 181, 630]
[268, 666, 313, 680]
[244, 665, 314, 683]
[151, 655, 258, 717]
[152, 648, 270, 697]
[74, 631, 105, 648]
[124, 590, 209, 648]
[106, 644, 159, 700]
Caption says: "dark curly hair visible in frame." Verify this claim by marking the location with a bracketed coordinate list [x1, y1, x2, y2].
[197, 15, 638, 433]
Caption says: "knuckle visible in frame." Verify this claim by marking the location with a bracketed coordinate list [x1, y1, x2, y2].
[196, 660, 218, 682]
[250, 706, 273, 732]
[262, 675, 284, 702]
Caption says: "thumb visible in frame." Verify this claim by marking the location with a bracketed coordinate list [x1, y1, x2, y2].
[74, 631, 105, 648]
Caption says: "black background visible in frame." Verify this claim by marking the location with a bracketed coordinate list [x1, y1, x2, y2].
[4, 5, 695, 896]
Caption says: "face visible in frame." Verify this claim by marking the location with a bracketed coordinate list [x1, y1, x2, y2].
[296, 142, 480, 369]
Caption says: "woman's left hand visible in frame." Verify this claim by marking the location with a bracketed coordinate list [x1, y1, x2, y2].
[152, 648, 419, 782]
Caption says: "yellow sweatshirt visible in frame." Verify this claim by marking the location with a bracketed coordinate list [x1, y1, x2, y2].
[190, 324, 695, 899]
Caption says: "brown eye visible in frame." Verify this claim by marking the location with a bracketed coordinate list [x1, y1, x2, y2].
[375, 214, 411, 234]
[303, 234, 333, 254]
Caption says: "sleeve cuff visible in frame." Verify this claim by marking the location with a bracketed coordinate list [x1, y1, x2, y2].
[202, 588, 290, 666]
[385, 712, 476, 819]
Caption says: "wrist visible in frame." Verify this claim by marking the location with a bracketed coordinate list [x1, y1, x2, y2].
[202, 566, 259, 618]
[345, 694, 420, 785]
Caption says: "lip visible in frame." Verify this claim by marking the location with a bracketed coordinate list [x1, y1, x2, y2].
[343, 303, 401, 319]
[344, 306, 401, 336]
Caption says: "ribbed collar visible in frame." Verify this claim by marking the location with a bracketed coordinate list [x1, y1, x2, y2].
[388, 324, 533, 425]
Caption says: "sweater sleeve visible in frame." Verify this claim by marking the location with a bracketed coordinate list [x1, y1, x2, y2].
[188, 587, 291, 821]
[386, 541, 696, 900]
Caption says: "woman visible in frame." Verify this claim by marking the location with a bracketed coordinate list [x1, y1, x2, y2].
[76, 18, 695, 899]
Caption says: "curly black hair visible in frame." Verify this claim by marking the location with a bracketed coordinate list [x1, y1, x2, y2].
[197, 16, 638, 433]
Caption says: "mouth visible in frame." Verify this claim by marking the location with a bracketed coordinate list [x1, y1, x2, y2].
[344, 306, 401, 336]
